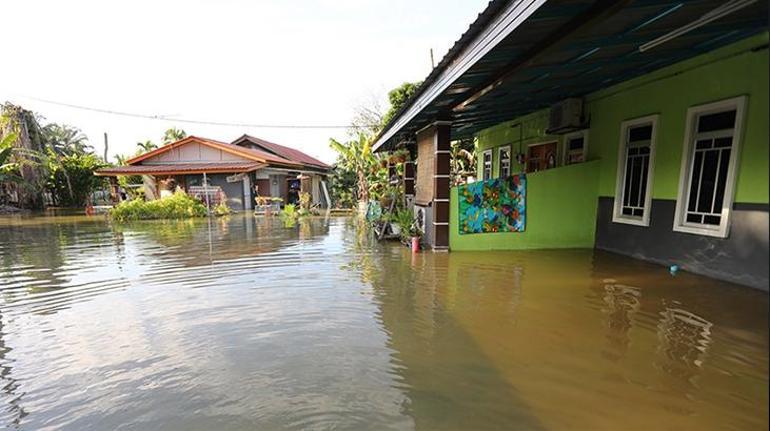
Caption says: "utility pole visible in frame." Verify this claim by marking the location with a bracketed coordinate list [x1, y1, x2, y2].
[430, 48, 435, 69]
[103, 132, 109, 162]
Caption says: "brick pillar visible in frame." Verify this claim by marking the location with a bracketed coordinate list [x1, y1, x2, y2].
[432, 122, 451, 250]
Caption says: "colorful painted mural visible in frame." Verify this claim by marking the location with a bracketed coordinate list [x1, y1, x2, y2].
[458, 175, 526, 234]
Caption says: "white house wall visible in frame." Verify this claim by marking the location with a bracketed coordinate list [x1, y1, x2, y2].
[141, 142, 252, 165]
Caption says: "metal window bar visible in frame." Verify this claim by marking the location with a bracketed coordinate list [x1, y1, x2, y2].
[620, 134, 651, 218]
[684, 124, 734, 226]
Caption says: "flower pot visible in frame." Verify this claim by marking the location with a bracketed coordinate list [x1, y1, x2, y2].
[411, 236, 420, 253]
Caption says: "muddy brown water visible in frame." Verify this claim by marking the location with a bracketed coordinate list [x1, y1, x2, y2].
[0, 213, 766, 430]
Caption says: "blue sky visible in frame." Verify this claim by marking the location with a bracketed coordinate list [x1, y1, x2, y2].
[0, 0, 489, 163]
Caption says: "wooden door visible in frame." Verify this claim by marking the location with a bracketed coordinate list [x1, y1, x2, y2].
[527, 142, 558, 173]
[254, 179, 271, 197]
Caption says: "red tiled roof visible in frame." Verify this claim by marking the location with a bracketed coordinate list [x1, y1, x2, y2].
[233, 135, 330, 169]
[126, 136, 300, 167]
[95, 162, 266, 176]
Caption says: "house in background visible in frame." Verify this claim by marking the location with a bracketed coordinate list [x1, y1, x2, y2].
[96, 136, 330, 210]
[372, 0, 768, 290]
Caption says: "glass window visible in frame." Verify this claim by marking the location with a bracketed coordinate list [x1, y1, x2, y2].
[498, 146, 511, 178]
[564, 131, 588, 165]
[674, 96, 746, 238]
[482, 150, 492, 181]
[613, 116, 658, 226]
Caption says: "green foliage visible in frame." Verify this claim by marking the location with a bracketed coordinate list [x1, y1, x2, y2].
[451, 137, 477, 185]
[109, 191, 207, 221]
[136, 140, 157, 153]
[42, 124, 91, 156]
[46, 152, 107, 207]
[329, 133, 386, 203]
[382, 81, 422, 126]
[298, 192, 312, 216]
[280, 203, 298, 227]
[328, 163, 356, 208]
[213, 200, 231, 217]
[162, 128, 187, 145]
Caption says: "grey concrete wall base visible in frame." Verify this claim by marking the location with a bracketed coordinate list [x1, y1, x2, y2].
[595, 197, 769, 291]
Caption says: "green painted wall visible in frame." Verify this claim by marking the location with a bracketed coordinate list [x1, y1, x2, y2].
[452, 34, 768, 251]
[450, 160, 600, 251]
[588, 32, 769, 203]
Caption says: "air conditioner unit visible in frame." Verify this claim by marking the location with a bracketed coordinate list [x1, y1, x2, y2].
[547, 98, 584, 134]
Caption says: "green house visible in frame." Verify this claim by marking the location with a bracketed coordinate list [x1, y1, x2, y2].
[373, 0, 768, 290]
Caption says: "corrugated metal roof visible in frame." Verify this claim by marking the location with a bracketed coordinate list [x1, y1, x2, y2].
[95, 162, 265, 176]
[374, 0, 768, 151]
[233, 135, 330, 169]
[126, 136, 300, 167]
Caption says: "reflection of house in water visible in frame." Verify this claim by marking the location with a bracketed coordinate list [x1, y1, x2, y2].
[601, 284, 641, 361]
[655, 308, 713, 384]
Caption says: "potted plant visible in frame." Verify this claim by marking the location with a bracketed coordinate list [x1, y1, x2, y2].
[407, 223, 423, 253]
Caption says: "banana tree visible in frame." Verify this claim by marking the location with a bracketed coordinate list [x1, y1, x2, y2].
[329, 133, 378, 203]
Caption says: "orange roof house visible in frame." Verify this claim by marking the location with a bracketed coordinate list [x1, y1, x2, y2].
[96, 136, 330, 210]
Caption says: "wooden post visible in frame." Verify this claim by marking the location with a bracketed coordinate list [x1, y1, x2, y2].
[432, 122, 451, 250]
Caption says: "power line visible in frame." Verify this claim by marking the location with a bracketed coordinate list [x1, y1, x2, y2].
[22, 96, 377, 129]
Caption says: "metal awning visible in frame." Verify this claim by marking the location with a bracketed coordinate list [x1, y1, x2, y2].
[373, 0, 768, 152]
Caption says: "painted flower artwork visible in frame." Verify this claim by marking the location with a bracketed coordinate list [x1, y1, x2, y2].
[458, 174, 526, 234]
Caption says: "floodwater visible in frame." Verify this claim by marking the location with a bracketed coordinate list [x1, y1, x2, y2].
[0, 213, 766, 430]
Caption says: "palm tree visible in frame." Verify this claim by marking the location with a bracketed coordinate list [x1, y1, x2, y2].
[162, 127, 187, 145]
[42, 124, 91, 156]
[136, 140, 157, 153]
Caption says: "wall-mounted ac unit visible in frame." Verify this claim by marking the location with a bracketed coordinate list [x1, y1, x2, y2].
[547, 98, 584, 134]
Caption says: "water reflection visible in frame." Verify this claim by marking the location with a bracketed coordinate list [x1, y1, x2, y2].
[0, 214, 766, 430]
[601, 283, 641, 361]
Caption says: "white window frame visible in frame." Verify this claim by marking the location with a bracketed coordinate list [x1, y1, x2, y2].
[563, 130, 589, 165]
[612, 115, 658, 227]
[673, 96, 747, 238]
[482, 149, 493, 180]
[497, 145, 511, 178]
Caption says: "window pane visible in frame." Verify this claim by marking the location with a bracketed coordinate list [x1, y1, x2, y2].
[697, 150, 719, 213]
[697, 110, 736, 133]
[687, 151, 703, 212]
[622, 207, 632, 216]
[686, 213, 703, 223]
[629, 157, 642, 207]
[713, 137, 732, 148]
[703, 215, 721, 225]
[568, 137, 584, 151]
[623, 156, 633, 206]
[712, 148, 731, 212]
[696, 139, 712, 150]
[639, 156, 648, 207]
[629, 125, 652, 142]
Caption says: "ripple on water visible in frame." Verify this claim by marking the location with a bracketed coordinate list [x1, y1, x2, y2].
[0, 214, 767, 430]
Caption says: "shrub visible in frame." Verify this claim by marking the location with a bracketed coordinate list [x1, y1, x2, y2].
[213, 200, 231, 217]
[110, 191, 207, 221]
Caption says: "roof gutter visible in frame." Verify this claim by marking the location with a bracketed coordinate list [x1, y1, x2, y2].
[372, 0, 548, 152]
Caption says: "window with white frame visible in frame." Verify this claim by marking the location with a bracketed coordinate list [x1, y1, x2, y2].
[613, 115, 658, 226]
[482, 149, 492, 180]
[564, 130, 588, 165]
[498, 146, 511, 178]
[674, 96, 746, 238]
